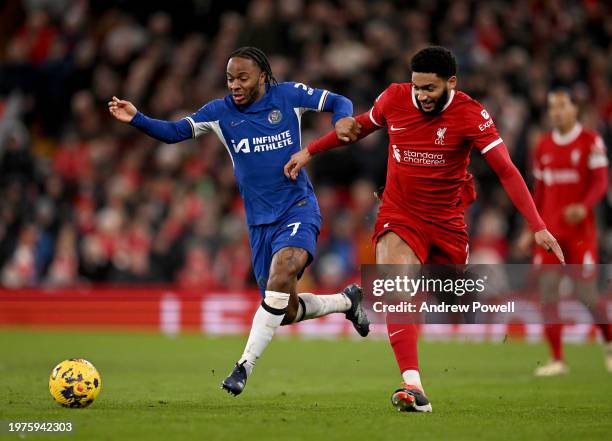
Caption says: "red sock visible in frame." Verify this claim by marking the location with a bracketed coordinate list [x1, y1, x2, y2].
[591, 299, 612, 342]
[542, 303, 563, 361]
[387, 323, 419, 372]
[543, 324, 563, 361]
[596, 324, 611, 342]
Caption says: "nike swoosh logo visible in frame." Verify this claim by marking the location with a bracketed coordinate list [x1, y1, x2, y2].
[389, 329, 404, 337]
[390, 125, 406, 131]
[230, 120, 246, 127]
[384, 223, 390, 228]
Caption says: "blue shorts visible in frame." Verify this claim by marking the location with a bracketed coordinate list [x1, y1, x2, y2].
[248, 207, 320, 296]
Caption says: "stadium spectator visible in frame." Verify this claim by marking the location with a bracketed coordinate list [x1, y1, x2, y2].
[0, 0, 610, 289]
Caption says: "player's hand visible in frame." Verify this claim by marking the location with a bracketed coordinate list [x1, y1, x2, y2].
[108, 96, 137, 123]
[284, 148, 311, 181]
[534, 229, 565, 264]
[563, 203, 587, 224]
[335, 116, 361, 142]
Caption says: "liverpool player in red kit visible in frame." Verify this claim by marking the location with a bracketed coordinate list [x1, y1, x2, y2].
[284, 46, 564, 412]
[519, 90, 611, 376]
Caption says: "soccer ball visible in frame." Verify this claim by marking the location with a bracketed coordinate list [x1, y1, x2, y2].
[49, 358, 102, 408]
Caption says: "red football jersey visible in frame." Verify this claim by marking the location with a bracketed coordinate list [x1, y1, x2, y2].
[533, 124, 608, 238]
[369, 83, 502, 229]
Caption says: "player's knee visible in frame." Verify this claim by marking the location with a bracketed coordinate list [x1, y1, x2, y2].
[376, 232, 420, 264]
[267, 247, 308, 291]
[266, 272, 292, 293]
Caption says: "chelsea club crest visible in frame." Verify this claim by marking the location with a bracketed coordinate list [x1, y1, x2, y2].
[268, 109, 282, 124]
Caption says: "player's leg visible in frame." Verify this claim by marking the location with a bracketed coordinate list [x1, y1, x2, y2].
[389, 222, 468, 412]
[268, 245, 309, 324]
[222, 224, 286, 395]
[284, 284, 369, 337]
[222, 214, 369, 395]
[572, 246, 612, 372]
[535, 266, 567, 376]
[270, 245, 349, 325]
[260, 218, 368, 333]
[429, 227, 471, 323]
[225, 246, 308, 394]
[376, 229, 432, 412]
[574, 277, 612, 372]
[377, 230, 422, 385]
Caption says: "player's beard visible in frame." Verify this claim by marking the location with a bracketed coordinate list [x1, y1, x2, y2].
[236, 85, 264, 106]
[247, 87, 263, 105]
[417, 87, 449, 116]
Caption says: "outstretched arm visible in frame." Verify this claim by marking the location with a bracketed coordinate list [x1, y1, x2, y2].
[484, 143, 565, 263]
[108, 96, 192, 144]
[284, 111, 382, 180]
[310, 111, 381, 154]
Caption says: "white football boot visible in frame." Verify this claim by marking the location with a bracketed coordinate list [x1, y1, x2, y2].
[534, 360, 569, 377]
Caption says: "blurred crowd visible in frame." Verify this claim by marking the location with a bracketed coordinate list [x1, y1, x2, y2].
[0, 0, 610, 289]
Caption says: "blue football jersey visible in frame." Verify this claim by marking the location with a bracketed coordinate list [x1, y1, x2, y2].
[184, 82, 330, 226]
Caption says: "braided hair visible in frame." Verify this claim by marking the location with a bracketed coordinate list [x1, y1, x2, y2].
[229, 46, 278, 87]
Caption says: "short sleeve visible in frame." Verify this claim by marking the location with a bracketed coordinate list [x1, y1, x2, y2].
[369, 89, 389, 127]
[281, 82, 330, 112]
[184, 100, 222, 138]
[463, 100, 503, 154]
[588, 135, 609, 169]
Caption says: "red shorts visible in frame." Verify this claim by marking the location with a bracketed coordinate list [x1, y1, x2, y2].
[534, 234, 598, 279]
[534, 235, 597, 265]
[373, 213, 469, 264]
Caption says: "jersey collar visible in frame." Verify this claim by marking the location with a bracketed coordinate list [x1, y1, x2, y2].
[552, 123, 582, 145]
[411, 86, 456, 113]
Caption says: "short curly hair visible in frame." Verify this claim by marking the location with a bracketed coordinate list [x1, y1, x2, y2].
[410, 46, 457, 79]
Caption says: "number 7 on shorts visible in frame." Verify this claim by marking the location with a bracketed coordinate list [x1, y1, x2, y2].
[287, 222, 301, 237]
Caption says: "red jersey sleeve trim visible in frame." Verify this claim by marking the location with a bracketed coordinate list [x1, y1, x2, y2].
[369, 107, 383, 127]
[480, 138, 503, 154]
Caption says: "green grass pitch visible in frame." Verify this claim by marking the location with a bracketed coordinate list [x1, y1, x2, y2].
[1, 329, 611, 440]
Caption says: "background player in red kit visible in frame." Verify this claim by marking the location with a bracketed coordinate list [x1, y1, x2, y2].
[518, 89, 611, 376]
[284, 46, 565, 412]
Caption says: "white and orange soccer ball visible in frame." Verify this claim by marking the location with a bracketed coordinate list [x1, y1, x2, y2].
[49, 359, 102, 408]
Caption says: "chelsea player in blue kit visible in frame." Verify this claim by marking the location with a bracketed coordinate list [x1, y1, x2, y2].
[108, 47, 370, 396]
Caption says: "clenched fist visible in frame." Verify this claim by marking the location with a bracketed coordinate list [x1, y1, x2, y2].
[335, 116, 361, 142]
